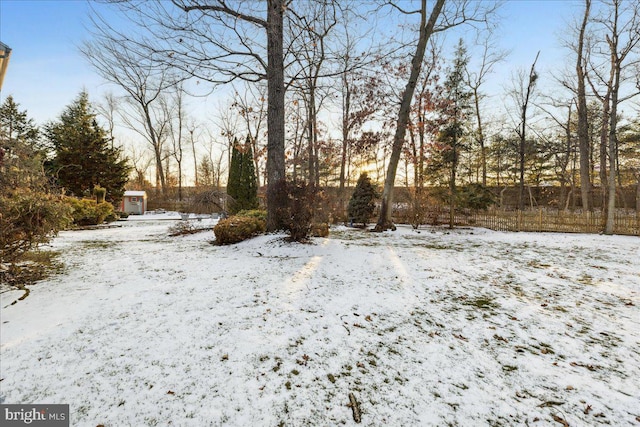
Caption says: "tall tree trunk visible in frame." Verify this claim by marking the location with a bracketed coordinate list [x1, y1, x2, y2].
[144, 104, 166, 196]
[190, 129, 198, 187]
[338, 72, 350, 221]
[449, 145, 457, 229]
[518, 52, 540, 211]
[605, 63, 620, 234]
[473, 86, 487, 186]
[599, 94, 610, 211]
[577, 0, 592, 211]
[636, 174, 640, 212]
[266, 0, 286, 232]
[375, 0, 445, 231]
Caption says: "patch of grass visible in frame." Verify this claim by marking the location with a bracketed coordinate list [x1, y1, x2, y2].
[80, 240, 116, 250]
[1, 250, 64, 289]
[577, 274, 594, 285]
[463, 296, 499, 310]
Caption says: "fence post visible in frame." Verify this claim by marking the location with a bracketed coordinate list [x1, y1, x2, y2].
[517, 210, 522, 232]
[539, 209, 543, 232]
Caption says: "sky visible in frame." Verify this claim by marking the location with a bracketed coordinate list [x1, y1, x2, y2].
[0, 0, 585, 126]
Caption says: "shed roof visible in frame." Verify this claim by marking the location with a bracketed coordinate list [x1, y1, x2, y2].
[124, 190, 147, 197]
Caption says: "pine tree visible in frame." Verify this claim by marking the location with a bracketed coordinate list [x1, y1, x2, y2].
[239, 136, 259, 211]
[0, 96, 43, 191]
[227, 139, 242, 213]
[436, 39, 472, 228]
[226, 136, 259, 213]
[45, 91, 129, 202]
[347, 173, 378, 227]
[1, 97, 73, 265]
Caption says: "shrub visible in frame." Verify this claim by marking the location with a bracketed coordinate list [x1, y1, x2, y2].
[213, 215, 266, 245]
[104, 212, 120, 223]
[347, 173, 378, 226]
[457, 184, 495, 210]
[287, 183, 315, 241]
[236, 209, 267, 222]
[65, 197, 115, 226]
[310, 222, 329, 237]
[0, 191, 73, 263]
[94, 185, 106, 203]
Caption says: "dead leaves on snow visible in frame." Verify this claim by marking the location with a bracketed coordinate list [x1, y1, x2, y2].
[551, 413, 570, 426]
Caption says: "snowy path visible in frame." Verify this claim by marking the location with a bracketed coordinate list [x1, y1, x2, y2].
[1, 220, 639, 426]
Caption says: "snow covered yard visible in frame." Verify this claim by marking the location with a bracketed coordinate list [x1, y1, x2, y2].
[1, 217, 639, 426]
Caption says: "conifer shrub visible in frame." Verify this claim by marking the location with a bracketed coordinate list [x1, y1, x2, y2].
[115, 211, 129, 219]
[213, 215, 266, 245]
[94, 185, 106, 203]
[65, 197, 114, 226]
[236, 209, 267, 222]
[347, 173, 378, 227]
[457, 183, 495, 210]
[227, 137, 259, 214]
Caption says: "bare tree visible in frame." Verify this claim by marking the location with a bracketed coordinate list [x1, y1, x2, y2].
[187, 122, 199, 187]
[465, 34, 508, 186]
[594, 0, 640, 233]
[375, 0, 445, 231]
[576, 0, 593, 211]
[96, 92, 119, 149]
[230, 83, 268, 187]
[375, 0, 497, 231]
[98, 0, 287, 230]
[510, 52, 540, 211]
[128, 145, 154, 189]
[165, 84, 188, 201]
[287, 1, 339, 187]
[81, 32, 175, 196]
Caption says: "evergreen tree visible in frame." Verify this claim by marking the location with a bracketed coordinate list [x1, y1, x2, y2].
[45, 91, 129, 202]
[239, 136, 259, 211]
[1, 97, 72, 265]
[435, 39, 472, 227]
[227, 138, 242, 213]
[0, 96, 43, 191]
[347, 173, 378, 227]
[227, 136, 258, 213]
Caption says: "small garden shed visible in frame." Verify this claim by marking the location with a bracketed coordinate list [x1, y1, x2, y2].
[120, 190, 147, 215]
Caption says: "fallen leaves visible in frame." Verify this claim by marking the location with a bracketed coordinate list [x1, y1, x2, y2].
[551, 413, 569, 426]
[493, 334, 508, 343]
[537, 401, 565, 408]
[570, 361, 598, 371]
[453, 333, 468, 341]
[296, 354, 310, 366]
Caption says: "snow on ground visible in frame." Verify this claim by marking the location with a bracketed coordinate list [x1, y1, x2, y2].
[1, 216, 639, 426]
